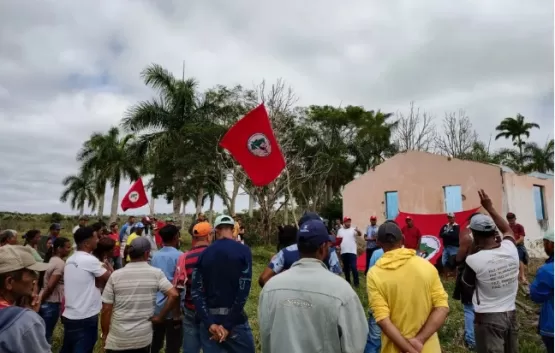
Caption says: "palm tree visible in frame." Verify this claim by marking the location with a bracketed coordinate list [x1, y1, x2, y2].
[122, 64, 226, 218]
[60, 172, 97, 216]
[495, 114, 540, 166]
[523, 139, 554, 173]
[78, 127, 140, 222]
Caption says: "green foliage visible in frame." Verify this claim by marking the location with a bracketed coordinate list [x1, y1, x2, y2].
[50, 212, 64, 223]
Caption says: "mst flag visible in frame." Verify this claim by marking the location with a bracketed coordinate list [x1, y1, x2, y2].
[219, 104, 286, 186]
[121, 178, 149, 211]
[394, 207, 480, 264]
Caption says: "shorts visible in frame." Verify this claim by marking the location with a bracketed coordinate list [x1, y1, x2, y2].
[517, 245, 528, 265]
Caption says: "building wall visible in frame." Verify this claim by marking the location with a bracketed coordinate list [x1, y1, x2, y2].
[502, 172, 554, 257]
[343, 151, 504, 229]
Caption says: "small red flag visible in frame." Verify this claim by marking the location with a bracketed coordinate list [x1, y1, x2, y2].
[219, 104, 286, 186]
[121, 178, 149, 211]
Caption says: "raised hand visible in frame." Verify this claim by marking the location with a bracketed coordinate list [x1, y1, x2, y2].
[478, 189, 493, 210]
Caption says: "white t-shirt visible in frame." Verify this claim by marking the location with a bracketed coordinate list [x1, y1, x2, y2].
[63, 251, 107, 319]
[337, 227, 358, 255]
[465, 238, 519, 313]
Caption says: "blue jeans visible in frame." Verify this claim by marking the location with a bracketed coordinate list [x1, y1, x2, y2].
[183, 308, 202, 353]
[341, 253, 359, 286]
[112, 256, 122, 270]
[60, 315, 98, 353]
[463, 303, 476, 347]
[38, 302, 60, 344]
[364, 311, 381, 353]
[200, 321, 255, 353]
[442, 245, 459, 267]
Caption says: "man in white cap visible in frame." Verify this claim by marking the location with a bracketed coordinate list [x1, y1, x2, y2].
[462, 189, 519, 353]
[191, 215, 255, 353]
[0, 245, 51, 352]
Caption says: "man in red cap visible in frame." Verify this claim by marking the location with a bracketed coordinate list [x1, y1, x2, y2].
[364, 216, 379, 274]
[401, 216, 422, 252]
[337, 216, 362, 287]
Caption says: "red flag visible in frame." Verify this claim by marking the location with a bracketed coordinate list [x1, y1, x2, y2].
[121, 178, 149, 211]
[219, 104, 286, 186]
[394, 207, 480, 264]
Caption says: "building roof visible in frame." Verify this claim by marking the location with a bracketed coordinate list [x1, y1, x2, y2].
[527, 172, 554, 180]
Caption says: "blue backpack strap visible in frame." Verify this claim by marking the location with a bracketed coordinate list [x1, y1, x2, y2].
[0, 306, 28, 334]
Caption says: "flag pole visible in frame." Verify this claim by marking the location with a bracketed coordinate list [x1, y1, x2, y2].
[284, 165, 298, 226]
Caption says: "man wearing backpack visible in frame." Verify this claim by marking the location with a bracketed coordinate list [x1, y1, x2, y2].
[0, 245, 51, 353]
[176, 222, 212, 353]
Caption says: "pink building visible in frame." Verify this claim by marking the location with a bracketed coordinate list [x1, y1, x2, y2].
[343, 150, 553, 256]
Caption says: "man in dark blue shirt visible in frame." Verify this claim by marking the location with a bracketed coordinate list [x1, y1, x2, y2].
[191, 215, 255, 353]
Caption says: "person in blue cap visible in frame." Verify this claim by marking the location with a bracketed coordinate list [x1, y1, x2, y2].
[258, 219, 368, 353]
[258, 212, 342, 288]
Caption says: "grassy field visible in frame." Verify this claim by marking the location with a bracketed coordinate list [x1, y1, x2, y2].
[31, 234, 545, 353]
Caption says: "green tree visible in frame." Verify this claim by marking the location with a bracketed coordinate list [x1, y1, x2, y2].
[60, 172, 97, 216]
[495, 114, 540, 167]
[123, 64, 225, 220]
[78, 127, 139, 222]
[523, 139, 554, 173]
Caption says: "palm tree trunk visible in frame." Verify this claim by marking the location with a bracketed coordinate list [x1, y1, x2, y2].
[97, 192, 105, 219]
[109, 182, 120, 223]
[173, 197, 182, 221]
[149, 189, 155, 217]
[79, 205, 84, 216]
[181, 200, 187, 230]
[518, 136, 524, 171]
[248, 194, 255, 217]
[209, 196, 215, 224]
[284, 198, 289, 224]
[195, 187, 204, 216]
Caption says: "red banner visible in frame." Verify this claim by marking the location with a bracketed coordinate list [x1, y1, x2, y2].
[356, 207, 480, 270]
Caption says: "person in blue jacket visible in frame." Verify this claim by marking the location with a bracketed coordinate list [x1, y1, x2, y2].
[530, 230, 554, 352]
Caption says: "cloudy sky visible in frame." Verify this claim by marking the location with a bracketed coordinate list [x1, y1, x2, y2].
[0, 0, 552, 215]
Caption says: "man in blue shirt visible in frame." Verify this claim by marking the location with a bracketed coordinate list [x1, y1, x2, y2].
[150, 224, 183, 353]
[192, 215, 255, 353]
[530, 230, 554, 352]
[364, 216, 379, 274]
[258, 212, 342, 288]
[365, 247, 384, 353]
[119, 216, 135, 242]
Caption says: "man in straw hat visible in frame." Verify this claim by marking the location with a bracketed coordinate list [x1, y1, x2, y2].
[0, 245, 51, 352]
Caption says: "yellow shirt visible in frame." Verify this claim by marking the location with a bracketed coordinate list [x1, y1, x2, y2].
[367, 248, 449, 353]
[125, 232, 139, 262]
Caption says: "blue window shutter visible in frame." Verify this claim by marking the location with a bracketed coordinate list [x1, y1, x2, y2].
[385, 192, 399, 220]
[533, 186, 545, 220]
[444, 185, 463, 213]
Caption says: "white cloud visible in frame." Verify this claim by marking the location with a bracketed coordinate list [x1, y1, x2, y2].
[0, 0, 552, 215]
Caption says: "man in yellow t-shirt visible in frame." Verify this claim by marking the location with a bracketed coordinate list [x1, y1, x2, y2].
[367, 221, 449, 353]
[124, 221, 145, 263]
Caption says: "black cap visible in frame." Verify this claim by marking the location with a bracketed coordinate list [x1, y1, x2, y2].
[377, 222, 403, 244]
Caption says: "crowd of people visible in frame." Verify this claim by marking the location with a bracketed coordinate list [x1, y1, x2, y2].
[0, 188, 552, 353]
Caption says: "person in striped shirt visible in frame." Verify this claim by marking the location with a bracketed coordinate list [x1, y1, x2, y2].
[182, 222, 212, 353]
